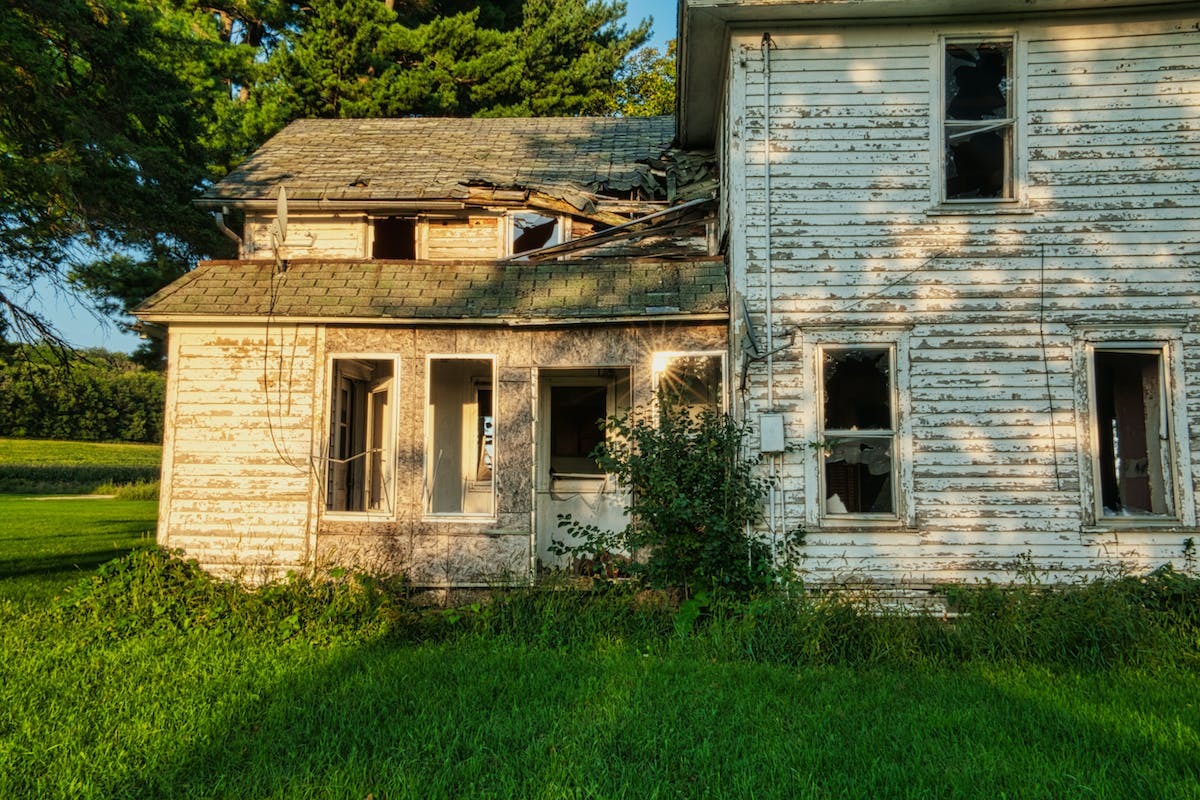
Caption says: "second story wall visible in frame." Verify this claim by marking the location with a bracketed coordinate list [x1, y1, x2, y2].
[723, 11, 1200, 581]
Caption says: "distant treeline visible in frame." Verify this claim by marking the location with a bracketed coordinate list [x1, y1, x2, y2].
[0, 345, 164, 443]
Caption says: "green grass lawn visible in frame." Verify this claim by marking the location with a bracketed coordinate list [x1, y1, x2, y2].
[0, 494, 157, 606]
[0, 614, 1197, 800]
[0, 437, 1196, 799]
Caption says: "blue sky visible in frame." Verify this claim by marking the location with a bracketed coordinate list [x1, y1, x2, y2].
[43, 0, 680, 352]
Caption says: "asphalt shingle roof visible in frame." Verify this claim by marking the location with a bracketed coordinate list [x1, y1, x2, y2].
[135, 258, 727, 322]
[202, 117, 676, 207]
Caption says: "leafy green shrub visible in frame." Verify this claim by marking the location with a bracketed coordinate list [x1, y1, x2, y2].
[556, 405, 773, 597]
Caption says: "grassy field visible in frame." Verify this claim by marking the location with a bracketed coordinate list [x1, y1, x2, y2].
[0, 438, 1197, 799]
[0, 436, 161, 493]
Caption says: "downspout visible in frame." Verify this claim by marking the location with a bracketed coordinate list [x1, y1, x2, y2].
[762, 32, 776, 409]
[213, 208, 243, 252]
[761, 32, 781, 558]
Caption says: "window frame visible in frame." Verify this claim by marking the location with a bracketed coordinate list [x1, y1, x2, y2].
[505, 210, 567, 258]
[933, 32, 1024, 209]
[802, 331, 913, 529]
[423, 354, 498, 520]
[650, 351, 728, 416]
[323, 354, 399, 519]
[1077, 330, 1194, 528]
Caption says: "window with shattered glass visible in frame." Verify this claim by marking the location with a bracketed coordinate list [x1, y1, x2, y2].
[943, 38, 1015, 201]
[820, 347, 896, 516]
[510, 211, 560, 256]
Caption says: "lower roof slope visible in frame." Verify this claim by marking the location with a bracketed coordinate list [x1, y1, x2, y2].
[135, 258, 727, 324]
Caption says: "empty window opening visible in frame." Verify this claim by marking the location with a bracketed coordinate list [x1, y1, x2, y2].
[511, 212, 560, 256]
[327, 359, 394, 513]
[1094, 350, 1171, 516]
[821, 348, 895, 515]
[944, 39, 1014, 200]
[426, 358, 495, 516]
[551, 385, 609, 475]
[653, 353, 724, 417]
[372, 217, 416, 259]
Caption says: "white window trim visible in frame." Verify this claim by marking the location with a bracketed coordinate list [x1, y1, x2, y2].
[1073, 328, 1194, 529]
[930, 31, 1027, 212]
[801, 331, 914, 529]
[322, 353, 400, 521]
[650, 351, 728, 413]
[505, 211, 569, 258]
[423, 353, 498, 521]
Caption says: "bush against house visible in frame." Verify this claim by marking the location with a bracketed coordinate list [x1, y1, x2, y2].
[0, 345, 164, 443]
[558, 403, 774, 596]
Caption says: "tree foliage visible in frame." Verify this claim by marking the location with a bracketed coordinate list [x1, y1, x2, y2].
[609, 40, 676, 117]
[0, 344, 165, 442]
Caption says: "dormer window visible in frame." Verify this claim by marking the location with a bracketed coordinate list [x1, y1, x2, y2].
[509, 211, 561, 257]
[372, 216, 416, 259]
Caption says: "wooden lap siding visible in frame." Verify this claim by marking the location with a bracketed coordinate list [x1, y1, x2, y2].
[727, 17, 1200, 583]
[158, 324, 320, 580]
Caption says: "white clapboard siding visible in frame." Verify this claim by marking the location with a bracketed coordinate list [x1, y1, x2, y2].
[159, 325, 319, 576]
[245, 213, 367, 259]
[726, 15, 1200, 584]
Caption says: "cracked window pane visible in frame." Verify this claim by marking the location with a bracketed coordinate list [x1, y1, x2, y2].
[512, 212, 559, 255]
[821, 348, 895, 515]
[944, 40, 1014, 200]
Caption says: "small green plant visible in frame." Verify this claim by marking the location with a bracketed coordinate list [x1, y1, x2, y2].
[555, 403, 773, 598]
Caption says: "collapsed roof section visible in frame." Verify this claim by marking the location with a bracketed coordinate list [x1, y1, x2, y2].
[199, 116, 717, 222]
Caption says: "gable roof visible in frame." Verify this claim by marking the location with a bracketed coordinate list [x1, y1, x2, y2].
[134, 258, 726, 325]
[200, 117, 676, 212]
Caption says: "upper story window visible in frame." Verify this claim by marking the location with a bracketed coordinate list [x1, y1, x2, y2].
[509, 211, 561, 257]
[372, 217, 416, 259]
[942, 37, 1016, 202]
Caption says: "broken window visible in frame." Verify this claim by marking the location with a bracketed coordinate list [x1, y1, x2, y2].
[820, 347, 895, 516]
[426, 358, 495, 516]
[653, 353, 724, 417]
[1093, 349, 1173, 517]
[510, 211, 560, 256]
[327, 358, 395, 513]
[943, 38, 1015, 201]
[372, 217, 416, 259]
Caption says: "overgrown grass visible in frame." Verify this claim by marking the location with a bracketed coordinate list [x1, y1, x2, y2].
[0, 495, 157, 606]
[1, 550, 1198, 799]
[0, 436, 161, 493]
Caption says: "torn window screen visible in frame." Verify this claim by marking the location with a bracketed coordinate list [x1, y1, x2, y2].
[511, 212, 559, 255]
[821, 348, 895, 515]
[944, 40, 1014, 200]
[1093, 350, 1172, 517]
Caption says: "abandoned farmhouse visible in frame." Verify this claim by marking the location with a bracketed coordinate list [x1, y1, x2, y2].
[136, 0, 1200, 587]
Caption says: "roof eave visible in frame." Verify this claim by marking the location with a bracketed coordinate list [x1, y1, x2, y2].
[678, 0, 1196, 148]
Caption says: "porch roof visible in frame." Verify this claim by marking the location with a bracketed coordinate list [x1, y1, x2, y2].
[134, 258, 728, 324]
